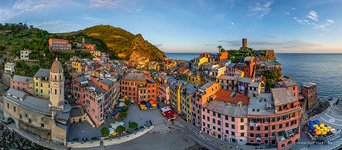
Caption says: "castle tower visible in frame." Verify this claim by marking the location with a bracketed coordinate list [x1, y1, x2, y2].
[49, 57, 65, 111]
[242, 38, 248, 49]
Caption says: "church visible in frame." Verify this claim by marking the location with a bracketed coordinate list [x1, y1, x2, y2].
[3, 57, 71, 145]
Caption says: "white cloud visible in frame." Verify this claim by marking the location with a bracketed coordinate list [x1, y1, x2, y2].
[313, 19, 335, 31]
[249, 0, 273, 19]
[294, 11, 334, 31]
[13, 0, 58, 12]
[89, 0, 141, 12]
[307, 10, 318, 21]
[33, 20, 82, 33]
[0, 0, 67, 23]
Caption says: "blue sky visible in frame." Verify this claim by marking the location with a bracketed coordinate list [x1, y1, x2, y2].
[1, 0, 342, 53]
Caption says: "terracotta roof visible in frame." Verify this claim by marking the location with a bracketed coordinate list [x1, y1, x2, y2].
[211, 89, 249, 105]
[177, 67, 189, 74]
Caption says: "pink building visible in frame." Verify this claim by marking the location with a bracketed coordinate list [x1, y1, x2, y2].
[157, 75, 171, 105]
[201, 89, 249, 144]
[10, 75, 34, 95]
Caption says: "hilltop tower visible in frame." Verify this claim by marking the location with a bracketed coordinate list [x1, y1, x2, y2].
[242, 38, 248, 50]
[49, 57, 65, 111]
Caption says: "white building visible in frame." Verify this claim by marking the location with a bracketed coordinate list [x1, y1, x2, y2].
[20, 50, 32, 60]
[4, 62, 16, 74]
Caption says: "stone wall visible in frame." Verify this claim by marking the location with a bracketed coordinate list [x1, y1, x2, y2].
[19, 120, 51, 140]
[102, 125, 154, 146]
[67, 125, 154, 148]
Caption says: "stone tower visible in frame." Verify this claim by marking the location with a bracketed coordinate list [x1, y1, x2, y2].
[49, 57, 65, 111]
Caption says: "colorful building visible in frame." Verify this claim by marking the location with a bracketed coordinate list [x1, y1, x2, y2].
[120, 73, 158, 102]
[180, 83, 197, 122]
[192, 82, 220, 127]
[247, 88, 301, 149]
[10, 75, 34, 95]
[169, 79, 185, 114]
[201, 89, 249, 144]
[48, 38, 71, 50]
[33, 69, 50, 99]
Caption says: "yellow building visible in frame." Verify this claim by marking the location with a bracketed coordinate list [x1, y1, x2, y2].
[180, 83, 197, 122]
[170, 80, 185, 114]
[188, 74, 204, 85]
[71, 61, 82, 73]
[33, 68, 50, 99]
[198, 57, 208, 67]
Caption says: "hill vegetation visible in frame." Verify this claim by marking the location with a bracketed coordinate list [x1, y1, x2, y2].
[0, 23, 165, 76]
[81, 25, 165, 61]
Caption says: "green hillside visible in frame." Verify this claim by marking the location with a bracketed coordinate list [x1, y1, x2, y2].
[81, 25, 165, 61]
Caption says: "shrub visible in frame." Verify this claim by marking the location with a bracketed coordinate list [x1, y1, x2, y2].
[115, 125, 125, 133]
[129, 122, 138, 130]
[122, 106, 129, 112]
[101, 127, 110, 136]
[119, 112, 127, 119]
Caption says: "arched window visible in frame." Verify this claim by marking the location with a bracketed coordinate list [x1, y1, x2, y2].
[55, 89, 57, 94]
[55, 75, 57, 81]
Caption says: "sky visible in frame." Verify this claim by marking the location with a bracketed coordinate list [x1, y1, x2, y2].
[1, 0, 342, 53]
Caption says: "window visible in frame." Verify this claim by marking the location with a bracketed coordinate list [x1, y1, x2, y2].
[41, 123, 45, 128]
[213, 119, 216, 124]
[231, 117, 235, 122]
[265, 126, 269, 130]
[265, 133, 268, 137]
[231, 124, 235, 129]
[218, 113, 221, 118]
[13, 106, 16, 112]
[240, 118, 244, 122]
[225, 115, 228, 120]
[7, 103, 9, 109]
[240, 125, 244, 130]
[279, 124, 283, 128]
[272, 125, 275, 130]
[225, 123, 229, 127]
[28, 119, 32, 123]
[218, 120, 221, 125]
[241, 133, 244, 137]
[272, 132, 275, 136]
[250, 133, 254, 137]
[257, 126, 260, 131]
[231, 131, 235, 136]
[55, 89, 57, 94]
[250, 126, 254, 130]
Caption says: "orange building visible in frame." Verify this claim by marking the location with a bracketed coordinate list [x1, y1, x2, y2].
[83, 44, 96, 51]
[192, 82, 220, 127]
[48, 38, 71, 50]
[247, 88, 301, 149]
[218, 51, 229, 61]
[120, 73, 158, 102]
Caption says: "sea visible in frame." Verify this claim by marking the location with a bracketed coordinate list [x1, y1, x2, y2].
[166, 53, 342, 98]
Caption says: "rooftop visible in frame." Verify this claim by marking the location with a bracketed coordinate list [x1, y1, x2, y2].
[34, 68, 50, 78]
[271, 88, 298, 106]
[205, 100, 248, 117]
[262, 61, 281, 66]
[238, 77, 253, 83]
[249, 81, 260, 87]
[248, 93, 274, 115]
[210, 89, 249, 105]
[5, 88, 51, 115]
[12, 75, 33, 83]
[122, 73, 152, 82]
[302, 82, 317, 88]
[217, 74, 238, 80]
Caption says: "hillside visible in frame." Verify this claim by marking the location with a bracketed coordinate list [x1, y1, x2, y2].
[81, 25, 165, 61]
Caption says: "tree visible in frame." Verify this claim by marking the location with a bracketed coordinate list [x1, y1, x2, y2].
[129, 122, 138, 130]
[101, 127, 110, 136]
[115, 126, 125, 133]
[119, 112, 127, 119]
[122, 106, 129, 112]
[124, 100, 130, 105]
